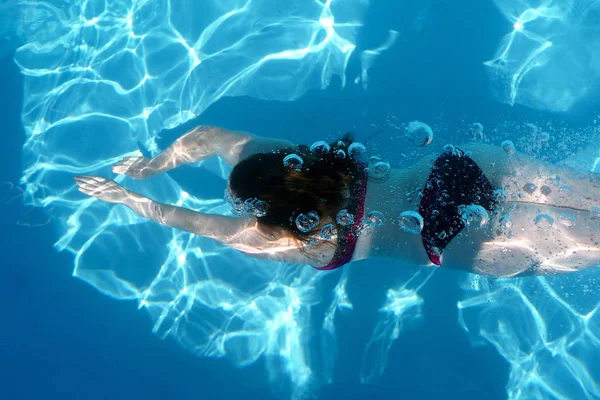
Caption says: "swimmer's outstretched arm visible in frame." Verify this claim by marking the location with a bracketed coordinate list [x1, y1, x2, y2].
[75, 176, 312, 264]
[113, 126, 293, 179]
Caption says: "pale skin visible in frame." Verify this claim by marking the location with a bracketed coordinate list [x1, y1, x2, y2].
[75, 126, 600, 277]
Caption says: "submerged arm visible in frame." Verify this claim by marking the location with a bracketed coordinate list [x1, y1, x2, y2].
[74, 175, 312, 264]
[147, 126, 250, 170]
[113, 126, 293, 179]
[122, 191, 316, 263]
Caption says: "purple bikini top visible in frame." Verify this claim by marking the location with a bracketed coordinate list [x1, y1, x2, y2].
[313, 162, 368, 271]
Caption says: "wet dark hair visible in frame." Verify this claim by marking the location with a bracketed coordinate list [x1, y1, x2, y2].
[228, 133, 360, 246]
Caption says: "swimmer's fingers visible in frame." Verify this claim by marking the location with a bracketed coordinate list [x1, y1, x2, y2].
[112, 157, 140, 174]
[112, 156, 155, 179]
[113, 157, 138, 168]
[74, 175, 111, 189]
[75, 176, 112, 194]
[74, 175, 130, 204]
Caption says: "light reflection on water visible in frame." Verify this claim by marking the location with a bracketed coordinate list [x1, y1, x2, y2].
[7, 0, 600, 398]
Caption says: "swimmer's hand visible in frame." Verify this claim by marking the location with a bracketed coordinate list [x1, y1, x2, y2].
[75, 176, 131, 204]
[112, 156, 157, 179]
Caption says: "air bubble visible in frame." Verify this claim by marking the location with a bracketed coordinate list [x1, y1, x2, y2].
[523, 183, 537, 194]
[470, 122, 484, 139]
[501, 140, 516, 155]
[335, 149, 346, 159]
[366, 210, 386, 227]
[558, 213, 576, 227]
[398, 211, 424, 234]
[406, 121, 433, 147]
[438, 231, 447, 239]
[336, 209, 355, 226]
[348, 142, 367, 161]
[534, 214, 554, 229]
[458, 204, 489, 228]
[296, 211, 320, 232]
[310, 141, 331, 155]
[499, 214, 513, 230]
[494, 189, 509, 203]
[283, 154, 303, 171]
[370, 161, 391, 180]
[320, 223, 336, 239]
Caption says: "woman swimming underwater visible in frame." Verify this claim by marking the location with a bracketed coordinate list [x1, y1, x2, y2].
[74, 125, 600, 277]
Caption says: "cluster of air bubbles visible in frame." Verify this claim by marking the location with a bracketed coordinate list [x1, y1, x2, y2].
[348, 142, 367, 161]
[225, 190, 269, 218]
[591, 206, 600, 219]
[469, 122, 484, 139]
[336, 209, 355, 226]
[370, 161, 391, 180]
[558, 213, 576, 227]
[310, 141, 331, 155]
[398, 211, 424, 234]
[458, 204, 489, 228]
[523, 183, 537, 194]
[443, 144, 461, 157]
[501, 140, 516, 155]
[493, 189, 509, 203]
[540, 185, 552, 195]
[406, 121, 433, 146]
[498, 214, 513, 230]
[296, 211, 320, 232]
[365, 210, 386, 227]
[230, 198, 245, 216]
[224, 188, 234, 204]
[244, 198, 268, 217]
[225, 189, 267, 218]
[320, 223, 336, 239]
[283, 154, 303, 171]
[534, 214, 554, 229]
[525, 123, 550, 142]
[225, 189, 244, 216]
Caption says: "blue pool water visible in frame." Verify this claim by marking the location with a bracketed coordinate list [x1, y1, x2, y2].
[2, 1, 600, 399]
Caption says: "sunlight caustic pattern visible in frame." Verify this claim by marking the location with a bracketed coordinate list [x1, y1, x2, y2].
[10, 0, 421, 398]
[459, 272, 600, 399]
[359, 268, 434, 383]
[13, 0, 600, 399]
[487, 0, 600, 111]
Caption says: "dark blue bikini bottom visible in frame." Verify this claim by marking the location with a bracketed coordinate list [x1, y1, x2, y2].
[418, 148, 497, 265]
